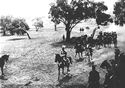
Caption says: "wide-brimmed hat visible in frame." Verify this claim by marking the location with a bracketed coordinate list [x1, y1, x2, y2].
[62, 45, 66, 48]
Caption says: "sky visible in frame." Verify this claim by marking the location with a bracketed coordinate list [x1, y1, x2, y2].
[0, 0, 52, 18]
[0, 0, 118, 27]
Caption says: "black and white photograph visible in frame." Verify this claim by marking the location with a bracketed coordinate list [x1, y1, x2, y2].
[0, 0, 125, 88]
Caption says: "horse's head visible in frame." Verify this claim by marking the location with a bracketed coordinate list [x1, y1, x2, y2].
[100, 60, 111, 69]
[1, 54, 9, 63]
[55, 54, 61, 63]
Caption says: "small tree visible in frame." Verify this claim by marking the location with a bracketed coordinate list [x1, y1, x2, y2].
[49, 3, 60, 31]
[51, 16, 60, 31]
[32, 17, 43, 31]
[91, 1, 113, 37]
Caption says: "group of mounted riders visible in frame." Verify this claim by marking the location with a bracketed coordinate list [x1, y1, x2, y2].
[74, 31, 117, 58]
[96, 31, 117, 48]
[76, 31, 117, 48]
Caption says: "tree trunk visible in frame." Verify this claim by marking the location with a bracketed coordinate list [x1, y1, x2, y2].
[3, 30, 6, 36]
[10, 30, 14, 35]
[54, 24, 57, 31]
[26, 32, 31, 39]
[65, 23, 71, 41]
[66, 30, 71, 41]
[22, 29, 31, 39]
[91, 26, 99, 38]
[36, 27, 39, 31]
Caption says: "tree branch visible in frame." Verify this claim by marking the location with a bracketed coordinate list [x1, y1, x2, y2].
[71, 20, 81, 29]
[60, 18, 67, 25]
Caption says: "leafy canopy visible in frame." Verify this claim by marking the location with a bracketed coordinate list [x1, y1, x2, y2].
[49, 0, 112, 30]
[114, 0, 125, 26]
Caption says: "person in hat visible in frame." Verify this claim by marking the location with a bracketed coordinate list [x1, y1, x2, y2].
[88, 65, 100, 88]
[61, 45, 67, 62]
[114, 47, 120, 64]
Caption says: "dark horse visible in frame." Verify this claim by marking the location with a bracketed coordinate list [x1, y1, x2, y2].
[100, 60, 111, 70]
[55, 54, 72, 80]
[74, 43, 85, 58]
[0, 55, 9, 76]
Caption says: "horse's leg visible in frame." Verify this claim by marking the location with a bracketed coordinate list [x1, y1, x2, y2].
[90, 53, 92, 60]
[62, 67, 64, 74]
[114, 42, 117, 48]
[88, 56, 90, 63]
[81, 52, 83, 58]
[78, 53, 80, 58]
[67, 65, 70, 73]
[75, 52, 77, 58]
[58, 67, 60, 80]
[1, 67, 4, 76]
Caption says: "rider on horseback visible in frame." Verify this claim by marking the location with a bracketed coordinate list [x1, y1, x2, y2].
[61, 45, 67, 62]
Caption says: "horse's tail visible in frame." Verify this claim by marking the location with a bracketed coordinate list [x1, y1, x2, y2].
[55, 54, 59, 62]
[55, 58, 57, 62]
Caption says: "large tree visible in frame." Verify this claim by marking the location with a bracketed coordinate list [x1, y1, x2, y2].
[49, 0, 112, 41]
[113, 0, 125, 26]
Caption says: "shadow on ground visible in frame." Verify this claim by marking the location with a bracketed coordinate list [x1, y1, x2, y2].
[57, 74, 73, 86]
[51, 41, 74, 48]
[50, 37, 80, 48]
[75, 57, 85, 62]
[7, 38, 26, 41]
[56, 74, 87, 88]
[0, 75, 8, 80]
[61, 84, 86, 88]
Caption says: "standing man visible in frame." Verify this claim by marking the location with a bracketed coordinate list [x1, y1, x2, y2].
[114, 47, 120, 65]
[88, 65, 100, 88]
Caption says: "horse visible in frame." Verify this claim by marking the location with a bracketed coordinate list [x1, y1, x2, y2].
[74, 43, 85, 59]
[55, 54, 72, 80]
[0, 55, 9, 76]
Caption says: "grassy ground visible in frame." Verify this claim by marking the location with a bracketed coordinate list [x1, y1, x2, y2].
[0, 23, 125, 88]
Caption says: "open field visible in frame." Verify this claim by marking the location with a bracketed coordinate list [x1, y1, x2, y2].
[0, 22, 125, 88]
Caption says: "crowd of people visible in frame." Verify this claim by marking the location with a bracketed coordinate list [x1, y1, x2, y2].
[75, 31, 117, 49]
[96, 31, 117, 48]
[88, 47, 125, 88]
[58, 30, 125, 88]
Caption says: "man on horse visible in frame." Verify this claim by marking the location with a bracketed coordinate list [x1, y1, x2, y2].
[61, 45, 68, 62]
[74, 42, 83, 58]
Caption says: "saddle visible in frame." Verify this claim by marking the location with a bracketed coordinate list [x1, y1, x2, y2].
[61, 56, 70, 65]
